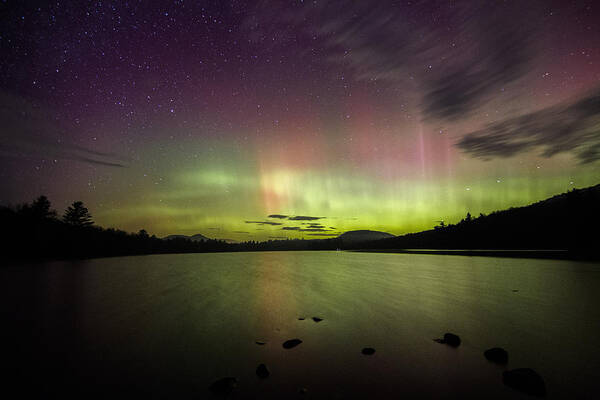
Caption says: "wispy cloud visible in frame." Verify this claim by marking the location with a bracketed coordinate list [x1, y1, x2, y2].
[247, 1, 540, 121]
[288, 215, 323, 221]
[457, 88, 600, 164]
[282, 226, 331, 232]
[268, 214, 288, 219]
[245, 220, 283, 226]
[0, 91, 128, 167]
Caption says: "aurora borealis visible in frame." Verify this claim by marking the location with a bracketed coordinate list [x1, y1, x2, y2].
[1, 1, 599, 241]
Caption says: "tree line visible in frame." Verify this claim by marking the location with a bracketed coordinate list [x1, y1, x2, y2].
[16, 196, 94, 226]
[0, 196, 235, 261]
[2, 184, 598, 262]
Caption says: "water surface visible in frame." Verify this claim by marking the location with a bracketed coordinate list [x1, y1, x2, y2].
[2, 252, 599, 398]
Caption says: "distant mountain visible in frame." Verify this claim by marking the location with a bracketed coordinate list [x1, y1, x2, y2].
[163, 234, 188, 240]
[163, 233, 209, 242]
[337, 230, 395, 243]
[189, 234, 209, 242]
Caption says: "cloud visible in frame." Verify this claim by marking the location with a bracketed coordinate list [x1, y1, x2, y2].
[283, 226, 330, 232]
[288, 215, 323, 221]
[245, 220, 283, 226]
[269, 236, 288, 240]
[421, 19, 534, 120]
[307, 233, 339, 237]
[233, 231, 250, 234]
[247, 1, 540, 121]
[456, 88, 600, 164]
[0, 91, 128, 167]
[268, 214, 288, 219]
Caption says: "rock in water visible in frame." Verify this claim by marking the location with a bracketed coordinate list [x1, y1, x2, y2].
[312, 317, 323, 322]
[443, 333, 461, 347]
[484, 347, 508, 364]
[283, 338, 303, 349]
[209, 377, 238, 395]
[434, 333, 461, 347]
[503, 368, 546, 397]
[256, 363, 270, 379]
[361, 347, 376, 355]
[298, 317, 305, 320]
[255, 341, 266, 345]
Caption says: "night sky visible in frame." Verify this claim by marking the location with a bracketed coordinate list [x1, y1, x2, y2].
[1, 0, 599, 240]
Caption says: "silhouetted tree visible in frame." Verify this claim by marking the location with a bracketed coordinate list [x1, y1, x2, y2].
[63, 201, 93, 226]
[465, 212, 472, 222]
[31, 195, 56, 219]
[138, 229, 149, 238]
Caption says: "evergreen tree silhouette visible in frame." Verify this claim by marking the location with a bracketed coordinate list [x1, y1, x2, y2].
[31, 195, 56, 219]
[63, 201, 93, 226]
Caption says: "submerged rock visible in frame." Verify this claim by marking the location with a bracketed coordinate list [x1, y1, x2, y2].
[312, 317, 323, 322]
[503, 368, 546, 397]
[434, 332, 461, 347]
[256, 363, 270, 379]
[209, 377, 238, 395]
[255, 341, 266, 345]
[298, 317, 305, 320]
[283, 338, 303, 349]
[361, 347, 376, 355]
[484, 347, 508, 364]
[443, 333, 461, 347]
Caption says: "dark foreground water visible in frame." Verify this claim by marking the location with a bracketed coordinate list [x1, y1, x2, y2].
[1, 252, 599, 399]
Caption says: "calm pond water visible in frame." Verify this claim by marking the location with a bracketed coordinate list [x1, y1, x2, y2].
[1, 251, 599, 399]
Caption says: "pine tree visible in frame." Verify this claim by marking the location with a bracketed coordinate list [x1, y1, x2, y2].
[31, 195, 56, 219]
[63, 201, 93, 226]
[465, 212, 472, 222]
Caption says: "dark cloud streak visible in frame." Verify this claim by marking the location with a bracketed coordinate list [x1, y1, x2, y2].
[0, 91, 128, 168]
[249, 1, 541, 122]
[288, 215, 323, 221]
[457, 88, 600, 164]
[245, 220, 283, 226]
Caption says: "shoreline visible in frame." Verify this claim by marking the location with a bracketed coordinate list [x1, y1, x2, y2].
[5, 248, 598, 265]
[350, 248, 597, 261]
